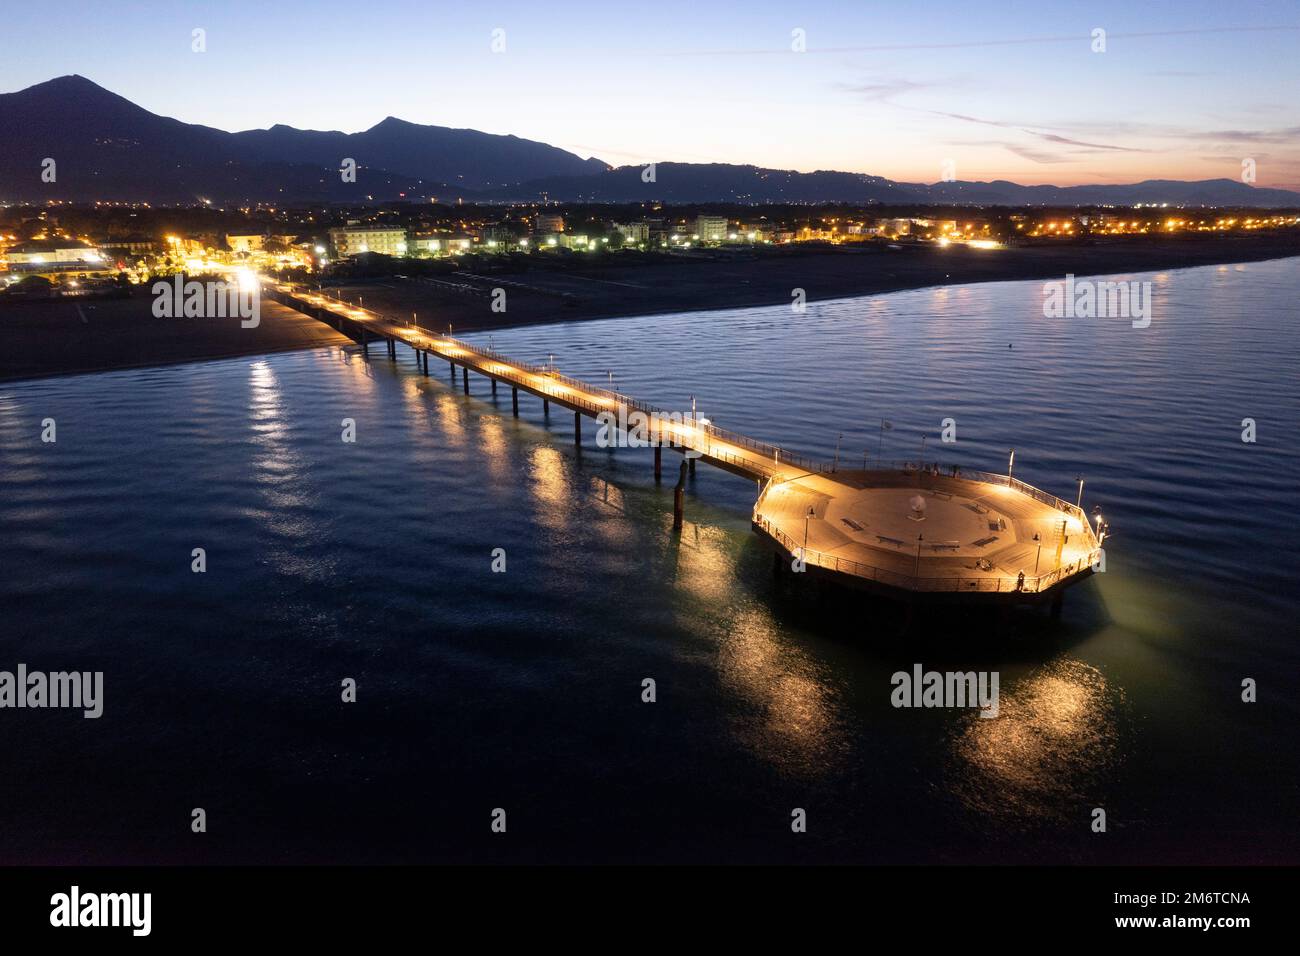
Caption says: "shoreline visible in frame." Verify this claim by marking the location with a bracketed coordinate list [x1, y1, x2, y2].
[3, 237, 1298, 385]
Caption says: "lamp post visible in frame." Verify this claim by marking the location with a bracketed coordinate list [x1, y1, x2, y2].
[1092, 506, 1107, 546]
[1033, 532, 1042, 573]
[834, 433, 842, 472]
[803, 506, 814, 563]
[914, 533, 924, 577]
[1075, 475, 1085, 510]
[1007, 448, 1015, 481]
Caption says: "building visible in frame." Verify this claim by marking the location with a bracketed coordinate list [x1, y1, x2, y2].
[3, 238, 110, 275]
[327, 224, 408, 257]
[100, 235, 158, 256]
[533, 214, 565, 234]
[407, 236, 444, 256]
[226, 234, 265, 254]
[695, 216, 728, 243]
[616, 221, 650, 243]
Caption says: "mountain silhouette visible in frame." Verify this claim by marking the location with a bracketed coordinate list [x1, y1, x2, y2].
[0, 75, 605, 203]
[2, 76, 1297, 208]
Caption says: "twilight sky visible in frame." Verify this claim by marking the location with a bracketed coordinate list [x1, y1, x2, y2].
[3, 0, 1298, 188]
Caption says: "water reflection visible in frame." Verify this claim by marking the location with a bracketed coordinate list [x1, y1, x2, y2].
[246, 360, 325, 580]
[717, 606, 844, 777]
[947, 658, 1122, 830]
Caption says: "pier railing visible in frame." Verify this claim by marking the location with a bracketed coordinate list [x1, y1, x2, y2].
[753, 515, 1099, 594]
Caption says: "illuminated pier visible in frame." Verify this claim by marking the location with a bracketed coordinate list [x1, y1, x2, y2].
[266, 282, 1104, 611]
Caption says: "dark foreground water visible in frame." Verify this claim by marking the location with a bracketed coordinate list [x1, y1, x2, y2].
[2, 259, 1298, 864]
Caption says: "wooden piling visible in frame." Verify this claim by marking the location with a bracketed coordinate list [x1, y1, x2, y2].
[673, 460, 688, 530]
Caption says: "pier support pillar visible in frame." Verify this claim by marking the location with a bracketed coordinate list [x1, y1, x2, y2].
[574, 411, 581, 447]
[361, 329, 369, 356]
[462, 366, 469, 394]
[654, 445, 662, 482]
[512, 387, 519, 417]
[673, 460, 688, 530]
[688, 456, 696, 475]
[491, 378, 497, 396]
[543, 399, 549, 418]
[1049, 591, 1064, 621]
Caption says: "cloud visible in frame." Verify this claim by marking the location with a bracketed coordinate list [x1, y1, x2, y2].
[661, 24, 1300, 57]
[1001, 143, 1072, 164]
[838, 77, 939, 103]
[1198, 127, 1300, 144]
[928, 110, 1147, 153]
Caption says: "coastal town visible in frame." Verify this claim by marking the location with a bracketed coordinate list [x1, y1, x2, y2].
[3, 200, 1298, 297]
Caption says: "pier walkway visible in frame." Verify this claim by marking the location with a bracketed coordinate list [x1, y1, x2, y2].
[267, 281, 1103, 604]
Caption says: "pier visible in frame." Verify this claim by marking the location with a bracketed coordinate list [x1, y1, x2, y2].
[266, 281, 1103, 608]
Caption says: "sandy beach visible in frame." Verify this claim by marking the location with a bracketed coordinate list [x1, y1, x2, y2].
[3, 235, 1297, 383]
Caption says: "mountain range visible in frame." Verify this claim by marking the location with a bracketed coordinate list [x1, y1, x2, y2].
[3, 76, 1298, 208]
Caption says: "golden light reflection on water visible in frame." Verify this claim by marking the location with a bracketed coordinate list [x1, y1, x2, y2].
[246, 360, 326, 579]
[584, 476, 635, 550]
[717, 606, 844, 777]
[432, 393, 468, 448]
[478, 416, 512, 482]
[670, 520, 737, 606]
[948, 658, 1122, 830]
[529, 445, 572, 531]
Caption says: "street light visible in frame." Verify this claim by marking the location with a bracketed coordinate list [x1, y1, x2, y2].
[803, 506, 815, 559]
[1075, 475, 1085, 510]
[1007, 447, 1015, 480]
[1033, 532, 1042, 573]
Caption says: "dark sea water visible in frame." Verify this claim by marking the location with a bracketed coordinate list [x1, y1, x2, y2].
[2, 258, 1297, 864]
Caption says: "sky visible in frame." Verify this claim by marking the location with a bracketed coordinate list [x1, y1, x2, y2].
[2, 0, 1298, 188]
